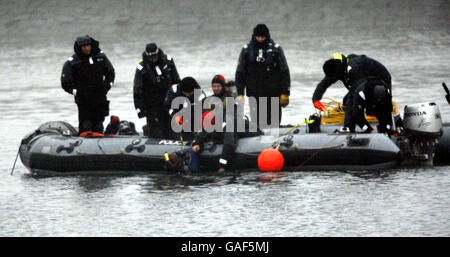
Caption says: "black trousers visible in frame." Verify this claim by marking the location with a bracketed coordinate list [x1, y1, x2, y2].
[77, 100, 109, 134]
[343, 92, 354, 131]
[145, 106, 170, 138]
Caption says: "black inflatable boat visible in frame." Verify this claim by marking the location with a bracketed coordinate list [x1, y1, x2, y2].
[18, 99, 448, 175]
[19, 121, 404, 175]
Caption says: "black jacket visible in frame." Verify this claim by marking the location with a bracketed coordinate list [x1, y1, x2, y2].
[352, 79, 393, 132]
[61, 37, 115, 104]
[164, 82, 207, 132]
[312, 54, 391, 102]
[133, 51, 180, 113]
[235, 37, 290, 97]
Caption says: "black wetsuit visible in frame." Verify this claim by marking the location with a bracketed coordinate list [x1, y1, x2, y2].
[312, 54, 391, 130]
[235, 37, 290, 126]
[61, 36, 115, 134]
[133, 50, 180, 138]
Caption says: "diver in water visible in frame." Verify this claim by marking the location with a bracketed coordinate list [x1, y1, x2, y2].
[133, 43, 181, 138]
[312, 53, 392, 132]
[235, 24, 290, 127]
[61, 35, 115, 134]
[164, 148, 200, 174]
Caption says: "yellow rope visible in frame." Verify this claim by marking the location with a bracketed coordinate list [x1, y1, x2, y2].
[319, 97, 399, 125]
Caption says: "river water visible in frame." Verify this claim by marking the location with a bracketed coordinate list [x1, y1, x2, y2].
[0, 0, 449, 236]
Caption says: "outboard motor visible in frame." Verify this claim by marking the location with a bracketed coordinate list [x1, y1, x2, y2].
[397, 102, 443, 166]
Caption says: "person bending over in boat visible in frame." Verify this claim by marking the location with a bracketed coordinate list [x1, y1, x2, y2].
[134, 43, 181, 138]
[312, 53, 392, 132]
[164, 76, 207, 140]
[350, 78, 394, 134]
[61, 35, 115, 135]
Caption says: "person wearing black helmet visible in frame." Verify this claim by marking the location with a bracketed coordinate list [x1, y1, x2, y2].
[312, 53, 392, 132]
[134, 43, 181, 138]
[61, 35, 115, 134]
[235, 24, 291, 128]
[351, 79, 394, 133]
[164, 76, 207, 140]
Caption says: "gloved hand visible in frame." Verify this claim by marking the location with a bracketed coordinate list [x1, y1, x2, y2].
[137, 108, 147, 118]
[313, 100, 326, 111]
[237, 95, 245, 105]
[280, 94, 289, 108]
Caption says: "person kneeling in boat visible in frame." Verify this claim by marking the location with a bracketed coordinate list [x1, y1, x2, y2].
[312, 53, 391, 132]
[190, 75, 240, 172]
[164, 77, 207, 140]
[190, 111, 237, 173]
[349, 78, 394, 134]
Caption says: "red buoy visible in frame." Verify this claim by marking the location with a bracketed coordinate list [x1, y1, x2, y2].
[257, 148, 284, 172]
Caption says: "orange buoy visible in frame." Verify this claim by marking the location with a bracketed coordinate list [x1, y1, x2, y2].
[257, 148, 284, 172]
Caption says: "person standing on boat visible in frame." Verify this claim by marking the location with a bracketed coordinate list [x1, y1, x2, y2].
[61, 35, 115, 135]
[235, 24, 291, 127]
[134, 43, 181, 138]
[312, 53, 392, 132]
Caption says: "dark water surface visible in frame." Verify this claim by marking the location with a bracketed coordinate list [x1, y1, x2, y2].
[0, 0, 449, 236]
